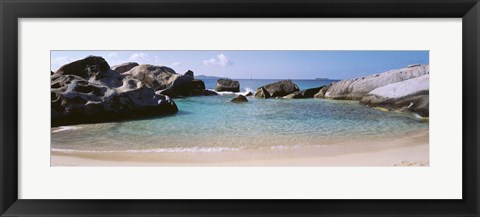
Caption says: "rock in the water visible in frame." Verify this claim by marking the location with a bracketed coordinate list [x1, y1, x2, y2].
[323, 64, 429, 100]
[157, 76, 210, 97]
[184, 70, 194, 77]
[216, 78, 240, 92]
[202, 89, 219, 96]
[283, 91, 303, 99]
[51, 56, 178, 126]
[301, 86, 324, 98]
[360, 74, 429, 117]
[191, 79, 206, 90]
[245, 91, 253, 96]
[111, 62, 139, 74]
[283, 86, 325, 99]
[231, 95, 249, 103]
[254, 87, 271, 98]
[313, 84, 332, 98]
[126, 65, 210, 97]
[254, 80, 300, 98]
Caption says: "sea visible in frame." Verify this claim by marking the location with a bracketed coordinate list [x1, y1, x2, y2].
[51, 79, 429, 153]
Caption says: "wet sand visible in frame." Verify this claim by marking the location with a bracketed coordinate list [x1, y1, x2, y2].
[51, 129, 428, 167]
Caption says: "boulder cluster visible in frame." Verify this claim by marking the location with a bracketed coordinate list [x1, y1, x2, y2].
[320, 64, 429, 117]
[216, 78, 240, 92]
[249, 64, 430, 117]
[51, 56, 216, 126]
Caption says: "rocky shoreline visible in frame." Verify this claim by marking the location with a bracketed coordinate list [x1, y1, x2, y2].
[51, 56, 429, 126]
[251, 64, 429, 117]
[51, 56, 215, 126]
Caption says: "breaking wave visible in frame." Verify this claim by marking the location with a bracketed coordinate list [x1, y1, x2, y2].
[52, 126, 81, 133]
[51, 146, 241, 153]
[209, 87, 255, 96]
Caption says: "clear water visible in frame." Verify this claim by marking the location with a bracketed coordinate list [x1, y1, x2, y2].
[51, 79, 429, 152]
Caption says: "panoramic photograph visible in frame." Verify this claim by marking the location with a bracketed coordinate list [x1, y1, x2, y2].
[50, 50, 429, 166]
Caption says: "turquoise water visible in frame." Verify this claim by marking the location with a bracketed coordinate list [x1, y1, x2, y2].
[51, 79, 428, 152]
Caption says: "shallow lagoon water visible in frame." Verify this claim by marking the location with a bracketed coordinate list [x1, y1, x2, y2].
[51, 79, 429, 153]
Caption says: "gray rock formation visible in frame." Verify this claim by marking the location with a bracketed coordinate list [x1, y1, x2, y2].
[216, 78, 240, 92]
[313, 64, 430, 117]
[313, 84, 332, 98]
[283, 86, 325, 99]
[231, 95, 249, 103]
[301, 86, 325, 98]
[125, 65, 215, 97]
[255, 87, 270, 98]
[184, 70, 194, 77]
[51, 56, 178, 126]
[111, 62, 139, 74]
[322, 64, 429, 100]
[124, 64, 176, 90]
[360, 74, 429, 117]
[203, 89, 219, 96]
[255, 80, 300, 98]
[283, 91, 303, 99]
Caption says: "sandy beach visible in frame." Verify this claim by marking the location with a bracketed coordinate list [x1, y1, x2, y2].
[51, 129, 429, 167]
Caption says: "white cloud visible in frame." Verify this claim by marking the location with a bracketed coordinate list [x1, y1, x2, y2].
[107, 52, 118, 57]
[152, 56, 164, 66]
[171, 61, 181, 67]
[203, 53, 233, 67]
[51, 56, 73, 66]
[51, 56, 74, 71]
[129, 52, 148, 62]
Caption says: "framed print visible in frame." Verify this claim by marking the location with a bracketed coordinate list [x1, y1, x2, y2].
[1, 0, 479, 216]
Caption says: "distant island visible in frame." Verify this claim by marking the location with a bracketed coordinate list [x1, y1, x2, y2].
[195, 75, 222, 79]
[315, 77, 339, 81]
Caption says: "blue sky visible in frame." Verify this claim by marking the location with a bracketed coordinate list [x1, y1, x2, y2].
[51, 51, 428, 79]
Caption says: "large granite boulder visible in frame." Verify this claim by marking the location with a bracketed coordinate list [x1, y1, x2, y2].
[283, 86, 325, 99]
[254, 87, 270, 98]
[312, 64, 430, 117]
[125, 65, 215, 97]
[322, 64, 429, 100]
[51, 56, 178, 126]
[55, 55, 111, 79]
[301, 86, 324, 98]
[157, 75, 211, 97]
[124, 64, 176, 90]
[231, 95, 249, 103]
[111, 62, 139, 74]
[254, 80, 300, 98]
[283, 91, 303, 99]
[360, 74, 429, 117]
[216, 78, 240, 92]
[313, 84, 332, 98]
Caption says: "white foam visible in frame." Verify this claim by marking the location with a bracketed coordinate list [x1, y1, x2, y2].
[209, 88, 254, 96]
[270, 145, 290, 150]
[51, 126, 81, 133]
[51, 146, 240, 154]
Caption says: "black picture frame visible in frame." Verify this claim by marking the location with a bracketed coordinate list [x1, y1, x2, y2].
[1, 0, 479, 216]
